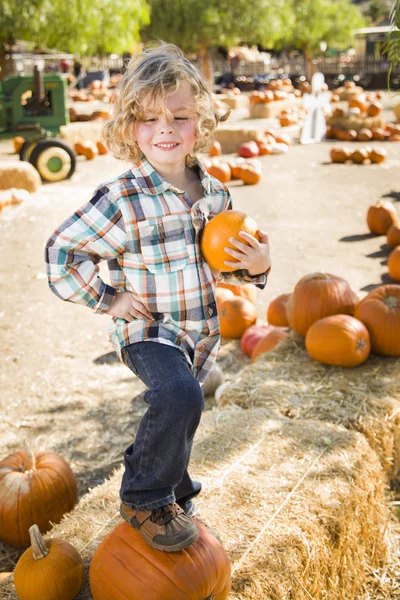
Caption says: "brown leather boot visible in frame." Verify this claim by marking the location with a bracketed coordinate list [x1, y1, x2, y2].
[120, 501, 199, 552]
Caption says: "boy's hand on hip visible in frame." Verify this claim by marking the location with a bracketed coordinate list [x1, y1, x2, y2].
[224, 229, 271, 276]
[105, 291, 152, 322]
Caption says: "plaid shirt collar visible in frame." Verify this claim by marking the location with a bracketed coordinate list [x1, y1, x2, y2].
[129, 155, 216, 196]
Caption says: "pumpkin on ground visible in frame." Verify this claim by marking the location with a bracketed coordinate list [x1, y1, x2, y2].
[240, 324, 273, 357]
[305, 314, 370, 367]
[369, 148, 387, 164]
[219, 297, 257, 338]
[89, 520, 231, 600]
[388, 247, 400, 281]
[239, 164, 262, 185]
[251, 327, 288, 360]
[207, 163, 231, 183]
[209, 140, 222, 156]
[216, 287, 234, 310]
[330, 147, 350, 163]
[14, 525, 84, 600]
[217, 282, 257, 304]
[354, 284, 400, 356]
[267, 293, 291, 327]
[286, 273, 359, 336]
[367, 201, 398, 235]
[0, 447, 77, 547]
[387, 223, 400, 248]
[201, 210, 259, 272]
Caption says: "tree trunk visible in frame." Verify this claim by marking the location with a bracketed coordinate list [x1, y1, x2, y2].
[198, 46, 213, 86]
[0, 46, 10, 80]
[303, 48, 315, 82]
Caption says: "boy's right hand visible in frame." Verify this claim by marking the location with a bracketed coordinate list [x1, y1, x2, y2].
[105, 291, 153, 322]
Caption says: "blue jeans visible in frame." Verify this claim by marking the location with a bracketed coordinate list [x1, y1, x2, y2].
[120, 341, 204, 511]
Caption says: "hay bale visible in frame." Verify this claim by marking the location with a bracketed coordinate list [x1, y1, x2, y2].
[218, 333, 400, 480]
[326, 114, 385, 132]
[214, 125, 266, 154]
[218, 94, 250, 109]
[249, 98, 303, 119]
[393, 102, 400, 121]
[0, 406, 388, 600]
[336, 86, 364, 101]
[60, 121, 104, 147]
[0, 161, 41, 193]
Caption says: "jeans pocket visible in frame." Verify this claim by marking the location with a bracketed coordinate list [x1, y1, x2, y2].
[121, 346, 139, 376]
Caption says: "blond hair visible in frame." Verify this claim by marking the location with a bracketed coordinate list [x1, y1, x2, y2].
[102, 42, 229, 166]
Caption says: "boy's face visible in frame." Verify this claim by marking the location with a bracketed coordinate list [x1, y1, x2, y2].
[133, 82, 197, 173]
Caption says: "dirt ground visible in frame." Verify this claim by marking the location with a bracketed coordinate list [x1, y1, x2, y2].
[1, 94, 400, 572]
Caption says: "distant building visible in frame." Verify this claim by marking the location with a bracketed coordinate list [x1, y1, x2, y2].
[353, 25, 395, 58]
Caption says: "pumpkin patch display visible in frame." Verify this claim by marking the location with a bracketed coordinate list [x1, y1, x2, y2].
[267, 293, 291, 327]
[286, 273, 359, 336]
[14, 525, 84, 600]
[89, 520, 231, 600]
[388, 247, 400, 281]
[305, 314, 370, 367]
[201, 210, 259, 272]
[251, 327, 288, 360]
[219, 297, 257, 338]
[0, 447, 77, 547]
[367, 201, 398, 235]
[354, 284, 400, 356]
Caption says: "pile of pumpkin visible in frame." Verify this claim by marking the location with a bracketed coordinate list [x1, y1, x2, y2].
[68, 107, 110, 123]
[278, 106, 306, 127]
[367, 200, 400, 283]
[0, 444, 231, 599]
[74, 139, 108, 160]
[249, 78, 302, 105]
[330, 146, 387, 164]
[326, 122, 400, 143]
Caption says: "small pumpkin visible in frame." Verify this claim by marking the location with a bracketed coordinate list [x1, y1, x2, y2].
[348, 96, 367, 113]
[14, 525, 84, 600]
[96, 140, 108, 155]
[80, 141, 98, 160]
[13, 136, 25, 153]
[350, 148, 369, 164]
[267, 293, 291, 327]
[207, 163, 231, 183]
[0, 446, 77, 547]
[369, 148, 387, 164]
[387, 223, 400, 248]
[357, 128, 373, 142]
[237, 141, 260, 158]
[209, 140, 222, 157]
[366, 201, 398, 235]
[354, 284, 400, 356]
[89, 520, 231, 600]
[342, 129, 357, 142]
[286, 272, 359, 336]
[305, 314, 370, 367]
[256, 141, 273, 155]
[371, 128, 387, 141]
[251, 327, 288, 360]
[367, 102, 382, 117]
[201, 210, 259, 272]
[239, 164, 262, 185]
[219, 297, 257, 338]
[217, 282, 257, 304]
[330, 147, 350, 163]
[388, 247, 400, 281]
[216, 287, 234, 310]
[240, 324, 273, 357]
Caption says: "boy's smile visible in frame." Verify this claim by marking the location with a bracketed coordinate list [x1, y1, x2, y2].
[133, 82, 197, 179]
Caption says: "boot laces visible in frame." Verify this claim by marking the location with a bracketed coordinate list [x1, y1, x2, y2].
[151, 503, 180, 525]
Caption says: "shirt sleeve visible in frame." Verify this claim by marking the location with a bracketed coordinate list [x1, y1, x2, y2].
[219, 188, 269, 290]
[45, 186, 126, 314]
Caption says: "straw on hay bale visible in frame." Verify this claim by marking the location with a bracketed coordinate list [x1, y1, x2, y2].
[214, 125, 266, 154]
[217, 333, 400, 482]
[335, 86, 364, 101]
[60, 121, 104, 147]
[218, 94, 250, 110]
[0, 406, 388, 600]
[0, 161, 41, 193]
[249, 98, 303, 119]
[326, 114, 385, 132]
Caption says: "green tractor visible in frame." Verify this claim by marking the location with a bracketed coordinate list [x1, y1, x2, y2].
[0, 66, 76, 182]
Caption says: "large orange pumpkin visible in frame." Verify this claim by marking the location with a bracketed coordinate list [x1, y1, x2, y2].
[267, 293, 291, 326]
[367, 201, 398, 235]
[201, 210, 259, 272]
[217, 282, 257, 304]
[240, 324, 273, 357]
[305, 314, 370, 367]
[251, 327, 288, 360]
[388, 247, 400, 281]
[354, 284, 400, 356]
[0, 448, 77, 547]
[219, 297, 257, 338]
[89, 520, 231, 600]
[286, 273, 359, 336]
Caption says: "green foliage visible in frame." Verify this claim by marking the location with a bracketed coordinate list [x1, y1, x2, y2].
[0, 0, 150, 55]
[366, 0, 391, 23]
[382, 0, 400, 92]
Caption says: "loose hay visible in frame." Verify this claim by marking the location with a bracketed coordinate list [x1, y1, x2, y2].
[326, 114, 385, 132]
[218, 333, 400, 482]
[0, 406, 388, 600]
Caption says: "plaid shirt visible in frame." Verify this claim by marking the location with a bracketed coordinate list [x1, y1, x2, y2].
[45, 156, 268, 383]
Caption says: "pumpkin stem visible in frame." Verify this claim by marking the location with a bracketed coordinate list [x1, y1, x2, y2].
[29, 525, 49, 560]
[22, 441, 36, 472]
[384, 295, 400, 309]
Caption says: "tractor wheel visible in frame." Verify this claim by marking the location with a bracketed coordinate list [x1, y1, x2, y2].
[29, 139, 76, 182]
[19, 140, 38, 162]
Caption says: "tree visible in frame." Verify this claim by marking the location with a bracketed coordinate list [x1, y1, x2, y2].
[277, 0, 366, 79]
[0, 0, 150, 77]
[141, 0, 284, 81]
[383, 0, 400, 91]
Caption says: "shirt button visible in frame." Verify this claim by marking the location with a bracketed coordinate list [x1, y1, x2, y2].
[208, 307, 214, 317]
